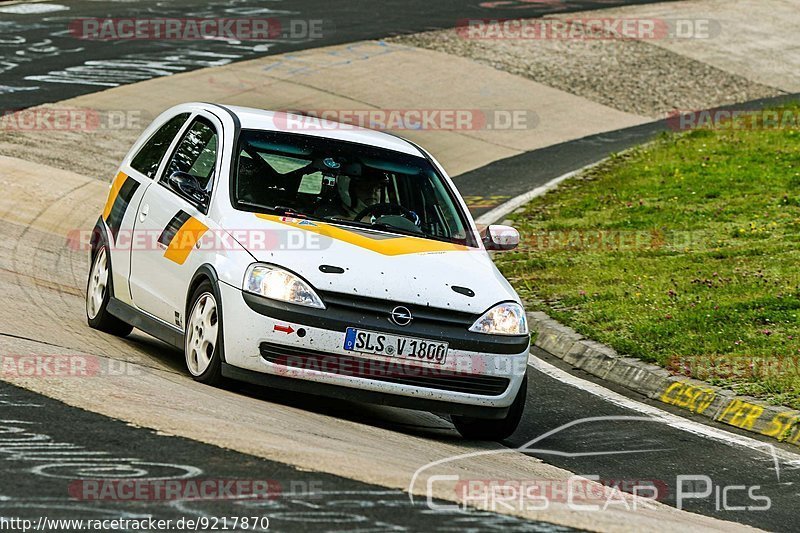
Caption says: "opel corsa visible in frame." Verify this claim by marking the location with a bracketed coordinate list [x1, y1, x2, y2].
[86, 103, 529, 440]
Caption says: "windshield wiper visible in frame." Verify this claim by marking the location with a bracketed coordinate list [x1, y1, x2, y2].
[271, 205, 317, 219]
[367, 222, 423, 237]
[237, 201, 319, 220]
[330, 218, 424, 238]
[237, 200, 268, 210]
[348, 220, 466, 245]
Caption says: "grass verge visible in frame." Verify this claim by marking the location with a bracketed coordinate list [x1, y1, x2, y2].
[496, 106, 800, 409]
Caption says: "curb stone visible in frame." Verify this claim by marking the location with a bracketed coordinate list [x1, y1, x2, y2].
[528, 311, 800, 449]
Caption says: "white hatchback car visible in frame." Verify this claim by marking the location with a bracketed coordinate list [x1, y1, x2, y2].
[86, 102, 530, 440]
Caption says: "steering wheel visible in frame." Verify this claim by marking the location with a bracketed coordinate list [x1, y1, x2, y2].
[354, 203, 418, 225]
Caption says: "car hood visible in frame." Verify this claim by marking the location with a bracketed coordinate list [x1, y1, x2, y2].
[220, 211, 520, 314]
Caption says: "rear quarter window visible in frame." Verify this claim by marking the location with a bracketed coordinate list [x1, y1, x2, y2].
[130, 113, 190, 179]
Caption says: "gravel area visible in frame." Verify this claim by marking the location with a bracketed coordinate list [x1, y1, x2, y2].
[390, 21, 783, 119]
[0, 107, 146, 180]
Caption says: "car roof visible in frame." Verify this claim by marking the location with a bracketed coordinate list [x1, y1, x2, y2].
[217, 104, 424, 157]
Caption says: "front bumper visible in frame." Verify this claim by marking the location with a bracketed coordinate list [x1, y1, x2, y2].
[218, 282, 530, 415]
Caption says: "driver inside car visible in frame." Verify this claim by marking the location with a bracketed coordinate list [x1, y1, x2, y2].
[325, 172, 422, 232]
[310, 162, 387, 216]
[335, 173, 386, 219]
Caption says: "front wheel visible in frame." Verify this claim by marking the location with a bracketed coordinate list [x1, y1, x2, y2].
[452, 373, 527, 441]
[86, 245, 133, 337]
[185, 281, 223, 385]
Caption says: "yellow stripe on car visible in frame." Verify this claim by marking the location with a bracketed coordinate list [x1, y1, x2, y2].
[102, 171, 128, 221]
[256, 214, 468, 256]
[164, 216, 209, 265]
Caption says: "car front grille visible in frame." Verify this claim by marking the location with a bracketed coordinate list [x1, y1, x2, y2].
[318, 290, 479, 328]
[259, 342, 510, 397]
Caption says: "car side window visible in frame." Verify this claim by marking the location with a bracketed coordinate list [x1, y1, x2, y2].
[163, 118, 218, 191]
[130, 113, 190, 179]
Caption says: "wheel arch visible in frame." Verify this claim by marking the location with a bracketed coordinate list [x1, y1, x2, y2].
[88, 216, 117, 298]
[186, 264, 226, 363]
[89, 216, 107, 261]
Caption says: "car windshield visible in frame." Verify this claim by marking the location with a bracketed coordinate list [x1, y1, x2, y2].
[233, 129, 475, 247]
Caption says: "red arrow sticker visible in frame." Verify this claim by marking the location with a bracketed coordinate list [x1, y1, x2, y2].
[273, 324, 295, 335]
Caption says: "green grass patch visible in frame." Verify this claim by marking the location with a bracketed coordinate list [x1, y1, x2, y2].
[496, 106, 800, 409]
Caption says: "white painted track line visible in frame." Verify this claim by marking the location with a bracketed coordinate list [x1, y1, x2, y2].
[529, 355, 800, 470]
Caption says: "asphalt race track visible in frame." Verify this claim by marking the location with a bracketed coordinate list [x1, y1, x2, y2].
[2, 345, 797, 531]
[2, 1, 799, 532]
[518, 350, 799, 532]
[2, 0, 670, 110]
[0, 380, 571, 532]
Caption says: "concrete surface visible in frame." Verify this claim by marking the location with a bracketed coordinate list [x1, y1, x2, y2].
[0, 41, 648, 181]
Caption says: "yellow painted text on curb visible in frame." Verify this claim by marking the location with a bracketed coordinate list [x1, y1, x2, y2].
[716, 399, 764, 431]
[660, 383, 800, 446]
[761, 411, 800, 442]
[659, 382, 716, 414]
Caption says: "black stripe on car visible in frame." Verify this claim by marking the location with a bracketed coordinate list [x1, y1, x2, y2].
[158, 210, 192, 247]
[106, 178, 140, 242]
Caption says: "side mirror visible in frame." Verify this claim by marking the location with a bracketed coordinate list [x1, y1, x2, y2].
[168, 171, 209, 208]
[483, 224, 520, 251]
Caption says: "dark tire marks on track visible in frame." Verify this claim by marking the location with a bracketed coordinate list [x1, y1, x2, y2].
[0, 380, 572, 533]
[1, 0, 671, 110]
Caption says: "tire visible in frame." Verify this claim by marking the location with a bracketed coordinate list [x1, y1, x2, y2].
[86, 245, 133, 337]
[184, 280, 223, 385]
[452, 373, 528, 441]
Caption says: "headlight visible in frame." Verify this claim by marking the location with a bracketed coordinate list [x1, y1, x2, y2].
[469, 302, 528, 335]
[243, 264, 325, 309]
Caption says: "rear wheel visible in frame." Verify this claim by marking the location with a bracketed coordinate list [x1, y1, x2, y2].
[86, 246, 133, 337]
[452, 373, 527, 441]
[185, 281, 223, 385]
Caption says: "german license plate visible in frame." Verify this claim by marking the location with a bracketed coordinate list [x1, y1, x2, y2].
[343, 327, 448, 364]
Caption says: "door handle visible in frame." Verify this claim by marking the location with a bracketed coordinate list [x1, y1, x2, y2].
[139, 204, 149, 222]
